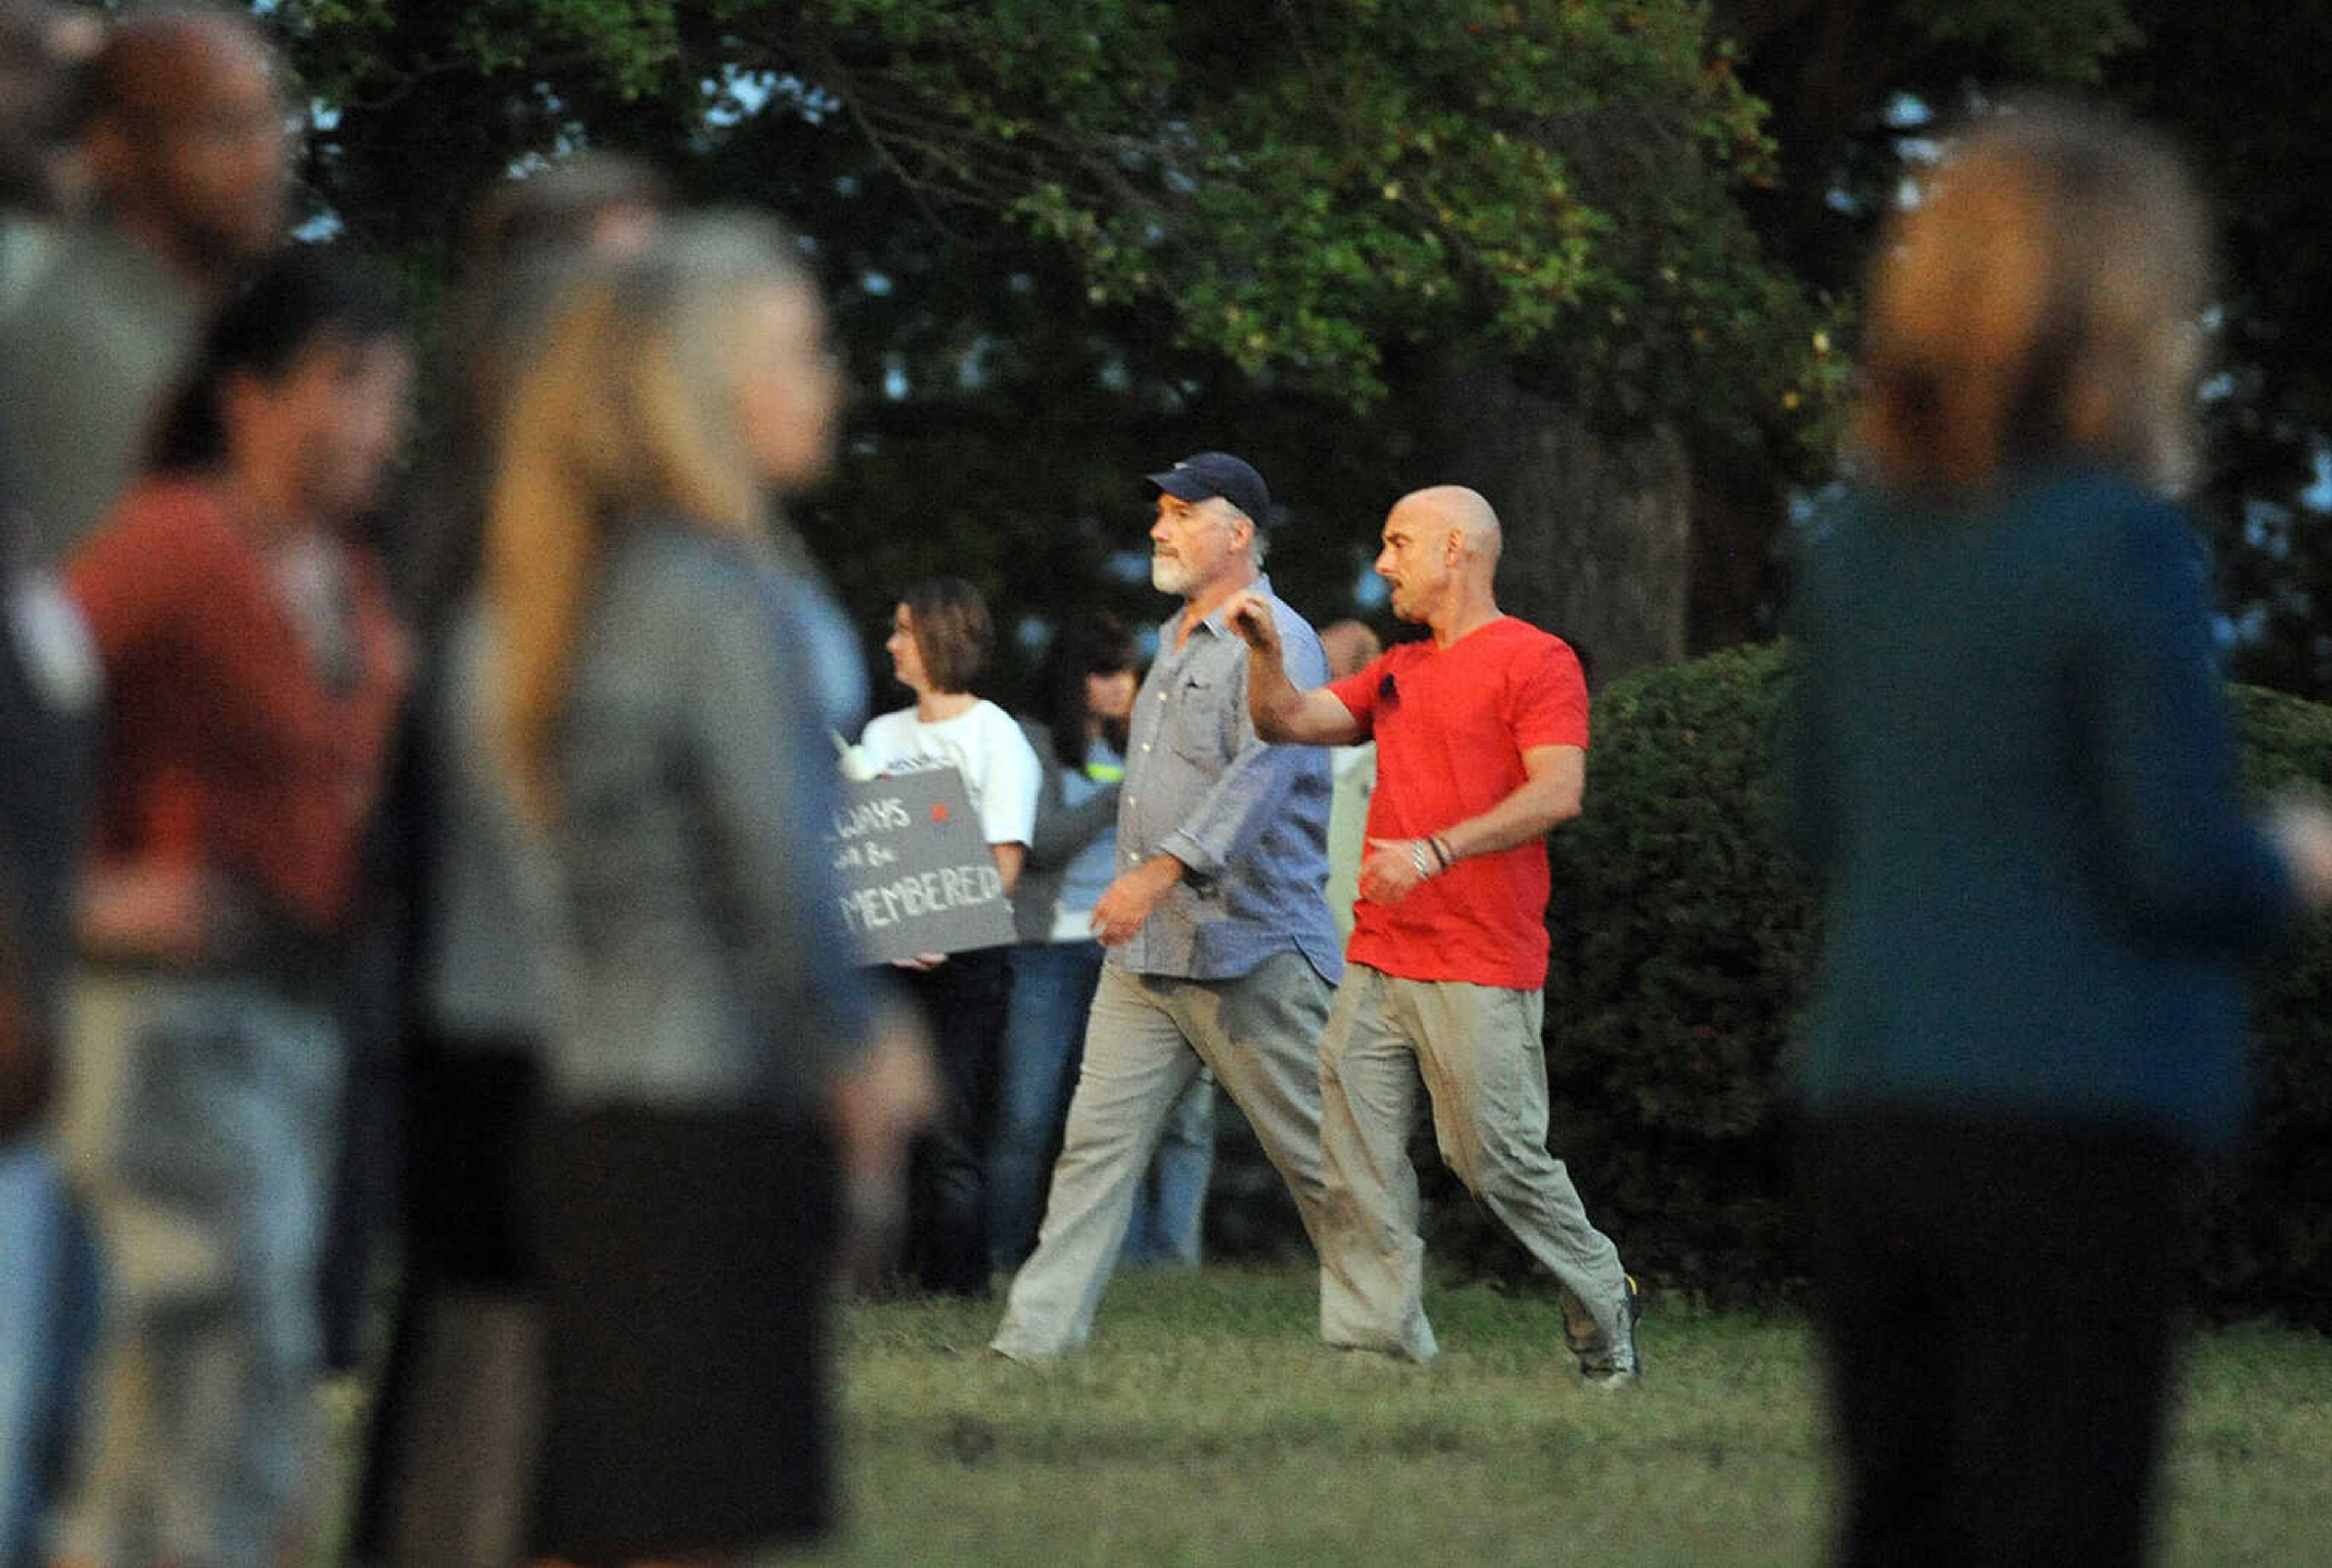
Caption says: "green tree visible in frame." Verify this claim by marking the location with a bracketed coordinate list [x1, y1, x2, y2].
[273, 0, 1835, 679]
[1688, 0, 2139, 647]
[2110, 1, 2332, 700]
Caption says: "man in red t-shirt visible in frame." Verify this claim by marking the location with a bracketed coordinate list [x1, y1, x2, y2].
[1230, 484, 1640, 1386]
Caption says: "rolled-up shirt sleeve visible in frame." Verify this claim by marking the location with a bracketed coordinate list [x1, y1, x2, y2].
[1158, 601, 1329, 882]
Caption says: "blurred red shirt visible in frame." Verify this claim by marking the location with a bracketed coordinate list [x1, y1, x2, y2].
[67, 474, 406, 938]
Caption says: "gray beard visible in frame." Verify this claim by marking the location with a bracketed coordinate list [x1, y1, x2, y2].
[1150, 556, 1190, 595]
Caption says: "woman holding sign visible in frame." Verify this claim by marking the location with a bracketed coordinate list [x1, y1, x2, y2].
[483, 212, 934, 1567]
[857, 578, 1040, 1295]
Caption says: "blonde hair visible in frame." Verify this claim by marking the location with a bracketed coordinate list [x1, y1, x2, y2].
[485, 210, 815, 825]
[1851, 98, 2211, 497]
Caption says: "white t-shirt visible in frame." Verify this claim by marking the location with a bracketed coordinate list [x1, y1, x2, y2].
[859, 700, 1040, 847]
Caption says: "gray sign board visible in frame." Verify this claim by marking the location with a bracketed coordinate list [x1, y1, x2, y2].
[827, 768, 1018, 964]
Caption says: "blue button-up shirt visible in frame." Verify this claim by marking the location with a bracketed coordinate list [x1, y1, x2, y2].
[1111, 575, 1343, 984]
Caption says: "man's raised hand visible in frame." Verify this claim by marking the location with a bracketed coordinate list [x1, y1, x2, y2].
[1226, 591, 1279, 655]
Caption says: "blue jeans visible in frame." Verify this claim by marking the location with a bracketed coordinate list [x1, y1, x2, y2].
[0, 1137, 98, 1568]
[53, 973, 343, 1568]
[990, 942, 1216, 1271]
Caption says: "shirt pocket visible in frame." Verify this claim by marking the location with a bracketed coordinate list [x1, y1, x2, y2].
[1165, 672, 1232, 766]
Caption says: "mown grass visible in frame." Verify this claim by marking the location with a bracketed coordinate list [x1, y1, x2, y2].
[800, 1264, 2332, 1567]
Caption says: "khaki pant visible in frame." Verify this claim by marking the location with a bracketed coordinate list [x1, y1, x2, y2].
[990, 950, 1331, 1362]
[1315, 964, 1629, 1364]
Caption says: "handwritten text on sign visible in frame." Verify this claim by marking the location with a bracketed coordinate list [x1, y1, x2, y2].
[826, 769, 1016, 963]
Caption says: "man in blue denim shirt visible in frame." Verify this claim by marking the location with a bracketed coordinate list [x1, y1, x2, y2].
[992, 452, 1342, 1362]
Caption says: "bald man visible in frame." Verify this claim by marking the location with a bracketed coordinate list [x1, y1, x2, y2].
[1230, 486, 1640, 1386]
[0, 4, 289, 563]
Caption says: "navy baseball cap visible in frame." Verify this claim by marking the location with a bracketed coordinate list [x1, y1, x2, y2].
[1145, 451, 1272, 527]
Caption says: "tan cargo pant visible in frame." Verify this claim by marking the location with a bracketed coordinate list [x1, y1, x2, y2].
[991, 949, 1332, 1362]
[1315, 964, 1631, 1365]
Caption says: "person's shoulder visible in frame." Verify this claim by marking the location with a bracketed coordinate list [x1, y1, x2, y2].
[1483, 615, 1570, 655]
[1377, 635, 1431, 668]
[5, 223, 193, 347]
[604, 521, 768, 620]
[975, 701, 1042, 767]
[1436, 617, 1575, 673]
[2016, 466, 2200, 593]
[604, 527, 802, 698]
[967, 698, 1029, 738]
[83, 474, 232, 555]
[862, 705, 916, 738]
[613, 517, 746, 578]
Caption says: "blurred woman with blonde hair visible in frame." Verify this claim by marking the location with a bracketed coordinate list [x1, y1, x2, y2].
[1785, 98, 2332, 1567]
[482, 211, 931, 1567]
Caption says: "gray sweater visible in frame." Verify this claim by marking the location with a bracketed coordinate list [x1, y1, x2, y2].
[544, 520, 878, 1110]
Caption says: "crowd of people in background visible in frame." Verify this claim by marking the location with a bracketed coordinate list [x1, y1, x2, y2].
[10, 6, 2332, 1568]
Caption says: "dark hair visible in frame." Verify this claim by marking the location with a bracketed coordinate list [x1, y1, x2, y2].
[901, 577, 992, 695]
[1039, 609, 1137, 772]
[149, 243, 404, 474]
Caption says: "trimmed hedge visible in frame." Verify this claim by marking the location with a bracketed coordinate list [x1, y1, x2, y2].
[1417, 641, 2332, 1322]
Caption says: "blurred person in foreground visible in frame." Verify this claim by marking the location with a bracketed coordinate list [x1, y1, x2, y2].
[0, 7, 102, 1566]
[349, 151, 673, 1568]
[1782, 98, 2332, 1567]
[3, 12, 288, 1558]
[483, 212, 934, 1567]
[53, 245, 413, 1568]
[0, 2, 290, 565]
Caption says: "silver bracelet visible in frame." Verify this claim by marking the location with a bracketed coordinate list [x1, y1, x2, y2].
[1408, 840, 1433, 880]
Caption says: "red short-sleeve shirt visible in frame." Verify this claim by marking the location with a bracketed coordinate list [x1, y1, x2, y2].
[1326, 616, 1587, 990]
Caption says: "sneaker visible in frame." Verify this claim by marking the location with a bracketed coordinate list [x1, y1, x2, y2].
[1577, 1274, 1643, 1389]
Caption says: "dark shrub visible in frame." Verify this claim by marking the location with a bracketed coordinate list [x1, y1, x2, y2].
[1409, 643, 2332, 1323]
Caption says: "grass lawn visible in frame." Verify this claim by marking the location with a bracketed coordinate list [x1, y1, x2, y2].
[802, 1264, 2332, 1567]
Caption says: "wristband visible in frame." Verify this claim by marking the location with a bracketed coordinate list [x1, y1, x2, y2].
[1428, 835, 1454, 872]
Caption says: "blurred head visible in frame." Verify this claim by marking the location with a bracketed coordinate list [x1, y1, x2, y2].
[456, 151, 673, 421]
[83, 7, 289, 278]
[1318, 618, 1382, 681]
[488, 209, 839, 823]
[495, 210, 834, 528]
[0, 0, 97, 211]
[152, 245, 412, 527]
[888, 578, 990, 698]
[464, 150, 671, 279]
[406, 154, 677, 630]
[1852, 97, 2211, 497]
